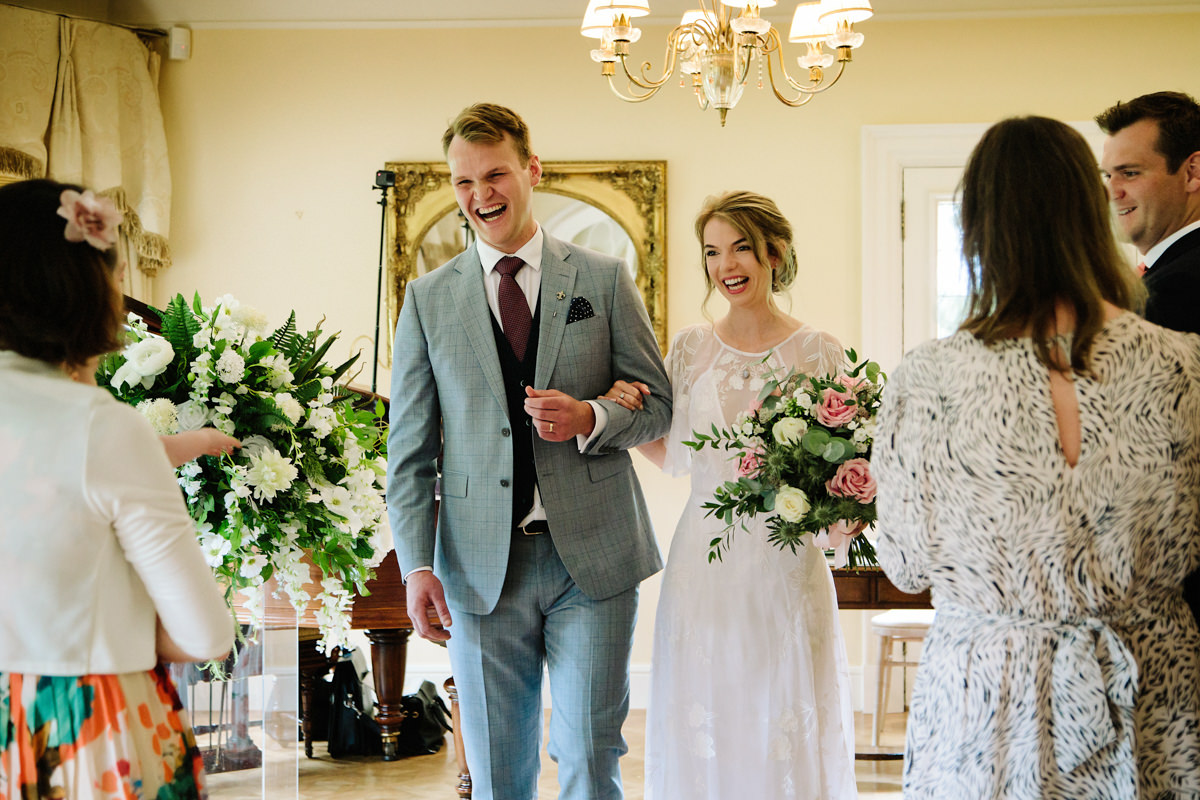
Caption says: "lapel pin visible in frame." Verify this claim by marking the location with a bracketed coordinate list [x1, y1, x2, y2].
[556, 291, 566, 300]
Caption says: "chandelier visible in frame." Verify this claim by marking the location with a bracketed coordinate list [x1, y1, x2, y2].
[581, 1, 872, 126]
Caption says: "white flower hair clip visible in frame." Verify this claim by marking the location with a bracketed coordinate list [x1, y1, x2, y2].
[56, 189, 124, 251]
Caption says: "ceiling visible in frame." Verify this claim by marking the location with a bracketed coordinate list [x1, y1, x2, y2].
[41, 0, 1200, 29]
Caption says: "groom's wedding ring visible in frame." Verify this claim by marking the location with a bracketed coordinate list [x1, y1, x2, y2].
[548, 422, 555, 433]
[619, 392, 626, 401]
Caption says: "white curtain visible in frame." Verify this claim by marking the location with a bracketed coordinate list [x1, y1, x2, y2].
[0, 4, 172, 299]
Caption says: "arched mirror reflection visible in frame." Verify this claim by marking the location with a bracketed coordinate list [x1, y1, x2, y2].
[382, 160, 667, 360]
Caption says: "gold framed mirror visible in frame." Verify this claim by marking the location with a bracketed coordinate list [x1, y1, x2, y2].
[382, 160, 667, 357]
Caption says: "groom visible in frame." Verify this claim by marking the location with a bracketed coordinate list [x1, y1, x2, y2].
[386, 102, 671, 800]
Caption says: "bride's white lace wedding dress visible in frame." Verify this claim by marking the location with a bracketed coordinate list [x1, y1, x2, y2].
[645, 323, 858, 800]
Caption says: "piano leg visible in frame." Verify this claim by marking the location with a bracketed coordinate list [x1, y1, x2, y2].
[365, 628, 411, 761]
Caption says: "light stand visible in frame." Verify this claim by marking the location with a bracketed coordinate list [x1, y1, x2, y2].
[371, 170, 395, 393]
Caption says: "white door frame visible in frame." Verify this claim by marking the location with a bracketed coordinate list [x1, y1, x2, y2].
[861, 121, 1113, 371]
[860, 123, 991, 371]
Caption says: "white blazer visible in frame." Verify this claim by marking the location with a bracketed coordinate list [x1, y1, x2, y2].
[0, 351, 233, 675]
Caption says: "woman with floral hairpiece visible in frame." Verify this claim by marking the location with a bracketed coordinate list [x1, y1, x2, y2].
[604, 190, 858, 799]
[0, 179, 234, 799]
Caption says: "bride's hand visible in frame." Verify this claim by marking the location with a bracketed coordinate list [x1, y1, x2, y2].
[600, 379, 651, 411]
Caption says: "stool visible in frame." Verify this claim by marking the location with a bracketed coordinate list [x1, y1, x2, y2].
[870, 608, 935, 746]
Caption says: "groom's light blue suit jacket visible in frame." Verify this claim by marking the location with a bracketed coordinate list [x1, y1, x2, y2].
[386, 233, 672, 614]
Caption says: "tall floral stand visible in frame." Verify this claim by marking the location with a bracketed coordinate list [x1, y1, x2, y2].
[171, 580, 302, 799]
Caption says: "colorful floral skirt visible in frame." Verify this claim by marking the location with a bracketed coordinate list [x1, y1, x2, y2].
[0, 664, 208, 799]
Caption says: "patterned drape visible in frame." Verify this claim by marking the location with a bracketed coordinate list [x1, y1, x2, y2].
[0, 4, 172, 299]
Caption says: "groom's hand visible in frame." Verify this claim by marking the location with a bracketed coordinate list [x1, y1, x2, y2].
[406, 571, 452, 642]
[524, 387, 595, 442]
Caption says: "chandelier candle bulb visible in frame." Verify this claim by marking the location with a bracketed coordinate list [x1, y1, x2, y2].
[581, 0, 871, 126]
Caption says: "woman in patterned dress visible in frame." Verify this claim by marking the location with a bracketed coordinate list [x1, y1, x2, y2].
[606, 191, 858, 799]
[874, 116, 1200, 798]
[0, 179, 235, 799]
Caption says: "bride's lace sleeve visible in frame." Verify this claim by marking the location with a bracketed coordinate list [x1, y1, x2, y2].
[661, 326, 706, 477]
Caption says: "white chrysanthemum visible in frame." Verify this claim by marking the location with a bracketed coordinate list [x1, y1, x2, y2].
[245, 448, 299, 501]
[175, 399, 211, 432]
[304, 406, 337, 439]
[111, 337, 174, 390]
[273, 392, 304, 425]
[216, 349, 246, 383]
[232, 305, 269, 336]
[136, 398, 179, 435]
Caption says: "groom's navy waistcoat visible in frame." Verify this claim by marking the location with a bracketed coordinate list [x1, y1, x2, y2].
[491, 301, 541, 526]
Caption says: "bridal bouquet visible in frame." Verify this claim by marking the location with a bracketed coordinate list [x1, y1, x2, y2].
[685, 350, 885, 568]
[98, 293, 389, 653]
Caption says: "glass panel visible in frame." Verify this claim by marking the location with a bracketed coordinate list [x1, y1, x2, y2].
[174, 619, 300, 800]
[935, 199, 969, 339]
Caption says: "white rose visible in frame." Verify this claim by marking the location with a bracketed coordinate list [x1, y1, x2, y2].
[775, 485, 810, 523]
[175, 400, 212, 432]
[772, 416, 808, 445]
[111, 337, 174, 390]
[239, 434, 275, 460]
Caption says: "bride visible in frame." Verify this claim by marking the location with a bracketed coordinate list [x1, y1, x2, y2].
[605, 190, 858, 799]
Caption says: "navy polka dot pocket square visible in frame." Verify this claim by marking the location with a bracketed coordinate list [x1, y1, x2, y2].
[566, 296, 595, 324]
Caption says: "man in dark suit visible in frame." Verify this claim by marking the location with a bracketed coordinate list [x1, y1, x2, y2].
[1097, 91, 1200, 622]
[387, 103, 671, 800]
[1097, 91, 1200, 334]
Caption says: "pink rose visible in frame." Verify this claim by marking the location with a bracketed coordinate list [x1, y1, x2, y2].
[816, 386, 857, 427]
[826, 458, 876, 503]
[737, 446, 765, 477]
[57, 189, 123, 251]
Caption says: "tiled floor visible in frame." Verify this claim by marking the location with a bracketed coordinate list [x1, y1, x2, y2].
[206, 710, 905, 799]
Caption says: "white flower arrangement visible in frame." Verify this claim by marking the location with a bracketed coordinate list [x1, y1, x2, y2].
[100, 293, 389, 652]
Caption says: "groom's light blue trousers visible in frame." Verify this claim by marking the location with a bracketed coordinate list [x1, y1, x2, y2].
[446, 530, 638, 800]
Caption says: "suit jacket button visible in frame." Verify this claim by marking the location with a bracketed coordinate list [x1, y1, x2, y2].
[501, 428, 511, 437]
[500, 479, 510, 488]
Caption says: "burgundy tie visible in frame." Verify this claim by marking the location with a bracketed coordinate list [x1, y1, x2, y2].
[495, 256, 532, 361]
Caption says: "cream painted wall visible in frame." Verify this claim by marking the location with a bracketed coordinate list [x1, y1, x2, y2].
[154, 12, 1200, 705]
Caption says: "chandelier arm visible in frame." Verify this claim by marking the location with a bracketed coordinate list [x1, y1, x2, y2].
[763, 42, 849, 106]
[606, 73, 665, 103]
[616, 26, 689, 91]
